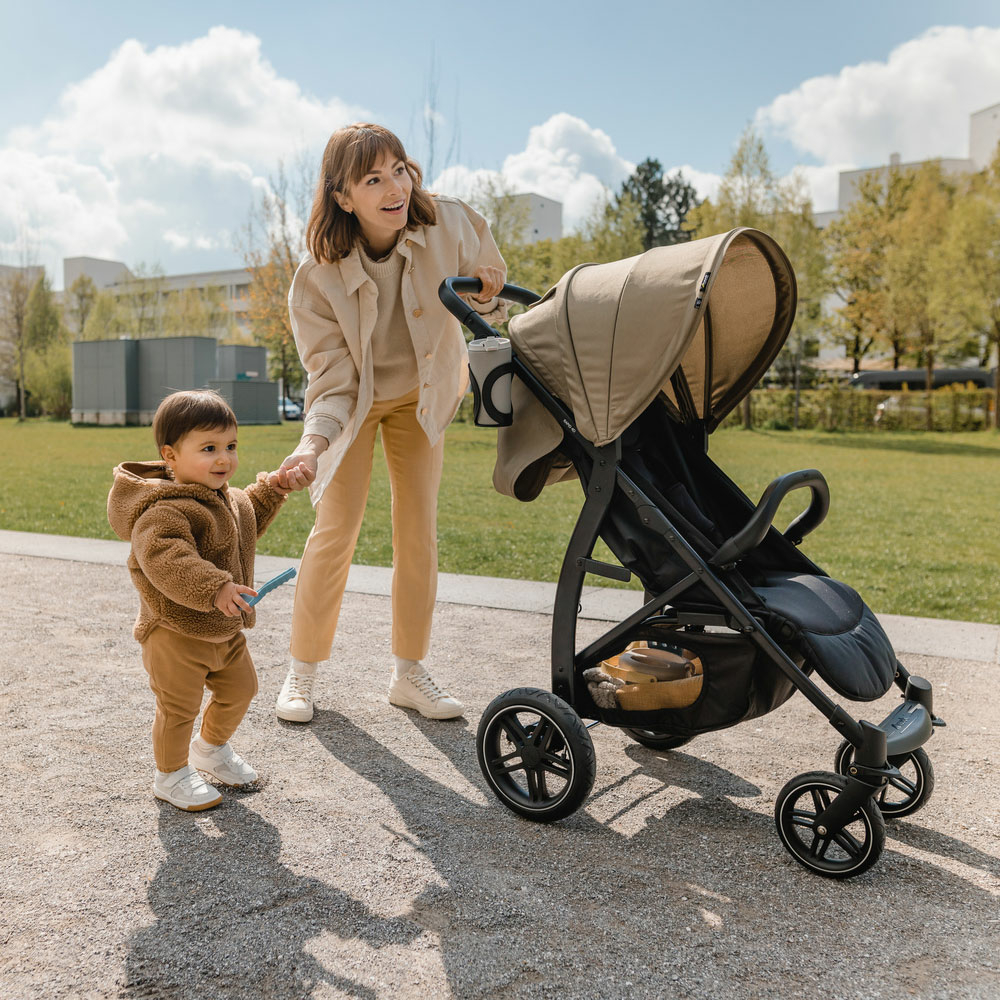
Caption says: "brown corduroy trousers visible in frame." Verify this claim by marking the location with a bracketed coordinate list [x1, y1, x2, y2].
[141, 626, 258, 773]
[289, 389, 445, 664]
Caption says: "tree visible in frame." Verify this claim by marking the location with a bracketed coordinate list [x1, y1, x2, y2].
[25, 273, 63, 353]
[934, 146, 1000, 426]
[81, 291, 129, 341]
[162, 284, 236, 340]
[117, 263, 166, 337]
[883, 162, 957, 427]
[0, 268, 33, 419]
[240, 162, 310, 398]
[619, 158, 698, 250]
[825, 167, 916, 372]
[20, 272, 71, 419]
[65, 274, 98, 338]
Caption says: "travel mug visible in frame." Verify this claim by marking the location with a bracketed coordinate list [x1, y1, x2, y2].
[467, 336, 513, 427]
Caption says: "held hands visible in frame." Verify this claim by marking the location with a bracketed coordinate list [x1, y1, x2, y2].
[266, 459, 317, 495]
[472, 265, 504, 303]
[215, 581, 257, 617]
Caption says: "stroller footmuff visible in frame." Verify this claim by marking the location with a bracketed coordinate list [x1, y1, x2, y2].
[439, 227, 942, 879]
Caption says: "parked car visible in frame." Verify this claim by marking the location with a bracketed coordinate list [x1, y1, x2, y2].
[278, 397, 303, 420]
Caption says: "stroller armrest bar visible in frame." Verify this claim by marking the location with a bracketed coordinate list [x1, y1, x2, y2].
[438, 277, 541, 339]
[710, 469, 830, 568]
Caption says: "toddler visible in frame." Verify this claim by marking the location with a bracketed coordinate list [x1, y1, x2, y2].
[108, 389, 313, 810]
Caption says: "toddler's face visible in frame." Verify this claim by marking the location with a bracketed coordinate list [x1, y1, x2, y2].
[161, 424, 239, 490]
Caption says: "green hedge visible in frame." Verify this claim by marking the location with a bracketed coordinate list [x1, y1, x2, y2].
[719, 385, 995, 433]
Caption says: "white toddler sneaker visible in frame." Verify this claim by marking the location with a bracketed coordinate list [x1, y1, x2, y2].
[153, 764, 222, 811]
[276, 659, 319, 722]
[388, 666, 464, 720]
[189, 739, 259, 787]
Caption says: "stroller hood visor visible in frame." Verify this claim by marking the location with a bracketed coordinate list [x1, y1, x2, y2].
[495, 227, 797, 500]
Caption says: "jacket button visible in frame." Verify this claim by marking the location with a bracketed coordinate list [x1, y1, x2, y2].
[420, 407, 428, 415]
[412, 308, 423, 318]
[405, 239, 413, 246]
[424, 352, 433, 360]
[423, 381, 431, 387]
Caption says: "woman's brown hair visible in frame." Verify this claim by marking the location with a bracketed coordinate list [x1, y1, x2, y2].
[306, 123, 437, 263]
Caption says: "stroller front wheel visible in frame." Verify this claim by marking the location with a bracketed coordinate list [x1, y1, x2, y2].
[476, 687, 596, 822]
[834, 740, 935, 819]
[774, 770, 886, 878]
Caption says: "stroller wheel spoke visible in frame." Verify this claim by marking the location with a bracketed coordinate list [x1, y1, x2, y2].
[541, 754, 572, 779]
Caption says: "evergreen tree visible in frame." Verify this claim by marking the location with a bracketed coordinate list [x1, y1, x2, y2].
[619, 158, 698, 250]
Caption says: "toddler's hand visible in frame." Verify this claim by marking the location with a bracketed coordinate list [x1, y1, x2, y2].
[268, 461, 316, 494]
[215, 581, 257, 616]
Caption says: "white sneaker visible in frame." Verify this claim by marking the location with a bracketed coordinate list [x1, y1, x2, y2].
[189, 740, 258, 787]
[388, 668, 464, 720]
[276, 665, 317, 722]
[153, 764, 222, 811]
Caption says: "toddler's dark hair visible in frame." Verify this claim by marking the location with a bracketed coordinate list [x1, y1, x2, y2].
[153, 390, 237, 450]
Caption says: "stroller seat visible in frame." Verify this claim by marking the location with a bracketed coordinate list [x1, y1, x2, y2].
[753, 573, 896, 702]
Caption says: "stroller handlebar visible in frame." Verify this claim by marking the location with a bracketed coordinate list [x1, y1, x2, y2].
[438, 277, 541, 339]
[711, 469, 830, 568]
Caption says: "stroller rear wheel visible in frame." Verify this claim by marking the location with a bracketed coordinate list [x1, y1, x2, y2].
[834, 741, 934, 819]
[477, 687, 596, 822]
[774, 771, 885, 878]
[623, 729, 693, 751]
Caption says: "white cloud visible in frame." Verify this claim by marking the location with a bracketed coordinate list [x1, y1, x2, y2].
[756, 25, 1000, 168]
[433, 112, 635, 232]
[0, 26, 366, 284]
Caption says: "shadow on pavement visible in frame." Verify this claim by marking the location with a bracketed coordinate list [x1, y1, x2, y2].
[122, 795, 418, 999]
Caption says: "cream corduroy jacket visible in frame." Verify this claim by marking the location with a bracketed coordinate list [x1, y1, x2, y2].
[288, 196, 506, 504]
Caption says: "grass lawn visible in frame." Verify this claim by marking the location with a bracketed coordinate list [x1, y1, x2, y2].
[1, 417, 997, 624]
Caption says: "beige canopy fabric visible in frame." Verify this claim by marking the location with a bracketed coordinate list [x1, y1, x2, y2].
[493, 228, 797, 501]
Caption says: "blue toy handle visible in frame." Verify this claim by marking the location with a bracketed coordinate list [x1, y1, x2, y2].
[245, 567, 297, 607]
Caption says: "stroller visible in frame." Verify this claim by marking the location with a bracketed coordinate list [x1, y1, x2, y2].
[438, 227, 941, 879]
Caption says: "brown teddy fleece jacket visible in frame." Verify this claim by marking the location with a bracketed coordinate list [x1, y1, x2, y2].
[107, 461, 287, 643]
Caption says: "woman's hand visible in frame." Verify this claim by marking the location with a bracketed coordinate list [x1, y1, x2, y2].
[472, 265, 504, 303]
[274, 435, 326, 490]
[267, 461, 316, 495]
[215, 581, 257, 616]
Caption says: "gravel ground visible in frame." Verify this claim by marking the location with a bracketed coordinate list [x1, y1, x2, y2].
[1, 551, 998, 1000]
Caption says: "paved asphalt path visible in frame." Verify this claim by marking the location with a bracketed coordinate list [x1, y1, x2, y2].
[0, 537, 997, 999]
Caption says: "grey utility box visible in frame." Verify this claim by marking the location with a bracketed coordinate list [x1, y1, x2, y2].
[72, 339, 139, 425]
[137, 337, 218, 423]
[217, 344, 267, 382]
[72, 336, 279, 426]
[208, 379, 280, 425]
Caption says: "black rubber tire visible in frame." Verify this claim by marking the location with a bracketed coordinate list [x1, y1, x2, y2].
[623, 728, 693, 751]
[834, 741, 935, 819]
[476, 687, 596, 822]
[774, 770, 886, 879]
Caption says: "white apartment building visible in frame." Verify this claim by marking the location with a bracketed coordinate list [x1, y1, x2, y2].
[63, 256, 252, 337]
[510, 192, 563, 242]
[815, 100, 1000, 226]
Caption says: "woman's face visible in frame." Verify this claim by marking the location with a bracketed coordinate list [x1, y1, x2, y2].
[335, 151, 413, 254]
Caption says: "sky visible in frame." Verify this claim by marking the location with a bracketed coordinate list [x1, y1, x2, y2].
[2, 0, 1000, 287]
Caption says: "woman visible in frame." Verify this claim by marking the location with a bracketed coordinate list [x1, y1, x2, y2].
[274, 123, 506, 723]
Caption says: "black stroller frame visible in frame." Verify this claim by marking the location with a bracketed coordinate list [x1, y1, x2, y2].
[440, 277, 942, 879]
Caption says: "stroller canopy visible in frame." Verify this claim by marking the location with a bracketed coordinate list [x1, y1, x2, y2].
[495, 227, 797, 500]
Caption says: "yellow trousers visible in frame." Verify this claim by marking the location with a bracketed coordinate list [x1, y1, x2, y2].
[141, 626, 258, 773]
[289, 389, 445, 663]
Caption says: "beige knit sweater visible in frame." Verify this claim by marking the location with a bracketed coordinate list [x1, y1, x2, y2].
[107, 461, 287, 642]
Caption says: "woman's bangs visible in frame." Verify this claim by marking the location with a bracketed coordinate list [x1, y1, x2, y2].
[347, 130, 408, 186]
